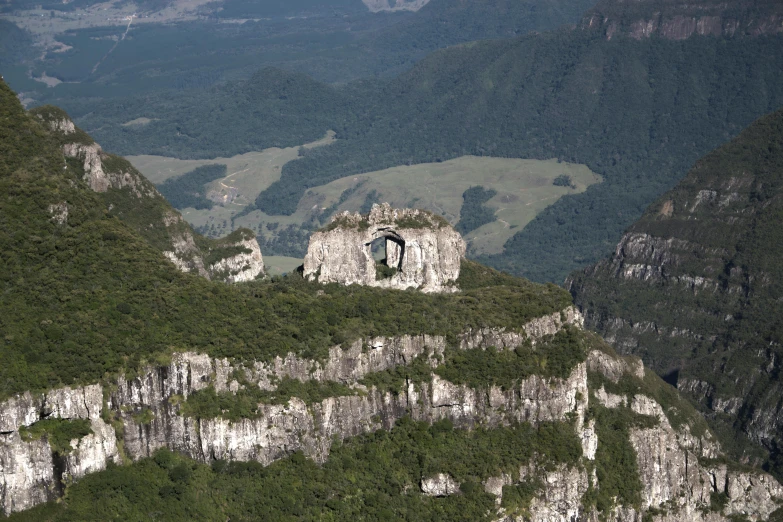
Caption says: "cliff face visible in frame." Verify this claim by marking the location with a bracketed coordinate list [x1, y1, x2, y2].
[568, 110, 783, 472]
[304, 203, 465, 293]
[581, 0, 783, 40]
[2, 307, 781, 520]
[29, 106, 265, 284]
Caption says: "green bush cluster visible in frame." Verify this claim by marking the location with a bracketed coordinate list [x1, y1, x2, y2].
[180, 378, 358, 421]
[19, 418, 93, 455]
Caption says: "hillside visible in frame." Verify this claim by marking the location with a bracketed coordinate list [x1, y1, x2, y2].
[568, 109, 783, 476]
[2, 81, 783, 520]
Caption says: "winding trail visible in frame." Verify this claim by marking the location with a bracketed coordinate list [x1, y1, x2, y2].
[91, 14, 134, 75]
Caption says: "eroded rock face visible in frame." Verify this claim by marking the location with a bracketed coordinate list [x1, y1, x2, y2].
[2, 310, 782, 520]
[581, 0, 783, 40]
[304, 203, 465, 293]
[421, 473, 460, 496]
[0, 385, 120, 515]
[208, 236, 265, 283]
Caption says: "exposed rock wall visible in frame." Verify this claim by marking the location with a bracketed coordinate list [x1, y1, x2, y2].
[2, 309, 781, 520]
[207, 236, 265, 283]
[581, 0, 783, 40]
[0, 385, 119, 514]
[304, 203, 465, 293]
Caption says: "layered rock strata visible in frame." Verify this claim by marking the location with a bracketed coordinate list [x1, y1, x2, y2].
[582, 0, 783, 40]
[304, 203, 465, 293]
[2, 307, 781, 520]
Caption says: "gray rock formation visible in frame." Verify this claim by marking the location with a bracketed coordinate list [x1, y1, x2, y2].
[581, 0, 783, 40]
[421, 473, 460, 496]
[304, 203, 465, 293]
[207, 234, 265, 283]
[0, 385, 120, 514]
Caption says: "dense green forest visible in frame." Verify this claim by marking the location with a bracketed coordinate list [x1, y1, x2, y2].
[66, 31, 783, 282]
[456, 186, 497, 235]
[568, 107, 783, 476]
[156, 164, 227, 210]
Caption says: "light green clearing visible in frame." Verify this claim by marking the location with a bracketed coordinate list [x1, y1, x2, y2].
[264, 256, 304, 276]
[129, 148, 601, 256]
[300, 156, 601, 254]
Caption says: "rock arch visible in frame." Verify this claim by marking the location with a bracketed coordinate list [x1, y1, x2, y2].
[303, 204, 465, 293]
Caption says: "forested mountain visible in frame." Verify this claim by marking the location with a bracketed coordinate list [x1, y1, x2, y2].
[568, 108, 783, 476]
[2, 77, 783, 522]
[77, 27, 783, 282]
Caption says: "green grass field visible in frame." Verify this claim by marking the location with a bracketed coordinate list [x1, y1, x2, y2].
[129, 147, 601, 261]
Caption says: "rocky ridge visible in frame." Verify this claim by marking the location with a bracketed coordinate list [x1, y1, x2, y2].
[2, 306, 781, 520]
[304, 203, 465, 293]
[567, 109, 783, 475]
[29, 106, 265, 283]
[581, 0, 783, 40]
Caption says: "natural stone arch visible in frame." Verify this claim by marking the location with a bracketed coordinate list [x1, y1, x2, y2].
[367, 228, 406, 272]
[303, 203, 465, 293]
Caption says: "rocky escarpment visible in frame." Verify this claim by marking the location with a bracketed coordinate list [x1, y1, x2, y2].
[304, 203, 465, 293]
[581, 0, 783, 40]
[30, 106, 265, 284]
[0, 385, 120, 515]
[2, 307, 782, 520]
[568, 109, 783, 473]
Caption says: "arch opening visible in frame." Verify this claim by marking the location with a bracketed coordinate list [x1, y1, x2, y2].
[367, 230, 406, 280]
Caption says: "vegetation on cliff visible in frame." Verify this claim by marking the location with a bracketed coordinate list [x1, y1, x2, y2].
[7, 418, 581, 522]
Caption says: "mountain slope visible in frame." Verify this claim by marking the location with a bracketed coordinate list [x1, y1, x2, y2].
[567, 108, 783, 475]
[27, 103, 264, 283]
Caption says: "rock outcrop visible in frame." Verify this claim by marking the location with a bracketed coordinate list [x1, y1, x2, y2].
[2, 306, 781, 520]
[207, 233, 265, 283]
[0, 385, 120, 514]
[304, 203, 465, 293]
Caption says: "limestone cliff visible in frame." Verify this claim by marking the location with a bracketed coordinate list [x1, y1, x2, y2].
[581, 0, 783, 40]
[304, 203, 465, 293]
[29, 106, 265, 284]
[2, 306, 781, 520]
